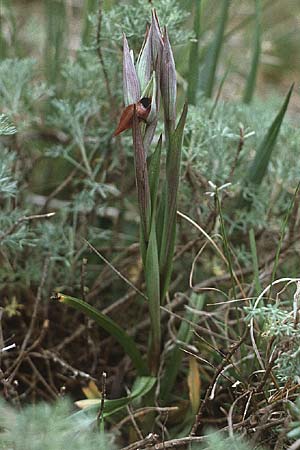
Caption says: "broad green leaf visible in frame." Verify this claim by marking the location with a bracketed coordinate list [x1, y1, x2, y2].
[199, 0, 230, 98]
[243, 0, 262, 104]
[52, 293, 148, 375]
[75, 376, 156, 418]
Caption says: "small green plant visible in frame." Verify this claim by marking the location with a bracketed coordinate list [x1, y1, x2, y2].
[55, 10, 187, 377]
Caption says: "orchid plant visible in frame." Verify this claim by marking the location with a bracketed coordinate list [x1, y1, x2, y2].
[115, 10, 187, 374]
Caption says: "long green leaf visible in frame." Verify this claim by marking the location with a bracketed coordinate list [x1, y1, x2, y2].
[199, 0, 230, 98]
[146, 136, 162, 373]
[145, 218, 161, 374]
[159, 103, 188, 301]
[74, 376, 156, 418]
[52, 293, 148, 375]
[187, 0, 202, 105]
[148, 135, 162, 219]
[246, 84, 293, 186]
[243, 0, 262, 104]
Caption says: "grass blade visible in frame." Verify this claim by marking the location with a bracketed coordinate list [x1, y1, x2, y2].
[199, 0, 230, 98]
[52, 293, 148, 375]
[249, 228, 261, 296]
[243, 0, 262, 104]
[216, 190, 236, 299]
[187, 0, 202, 105]
[44, 0, 67, 84]
[269, 182, 300, 296]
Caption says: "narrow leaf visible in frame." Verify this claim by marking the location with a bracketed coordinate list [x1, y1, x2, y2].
[44, 0, 67, 84]
[52, 293, 148, 375]
[199, 0, 230, 98]
[159, 103, 188, 301]
[187, 357, 201, 414]
[187, 0, 202, 105]
[148, 135, 162, 217]
[145, 218, 161, 374]
[74, 376, 156, 418]
[247, 84, 293, 187]
[249, 228, 261, 295]
[82, 381, 101, 400]
[243, 0, 262, 104]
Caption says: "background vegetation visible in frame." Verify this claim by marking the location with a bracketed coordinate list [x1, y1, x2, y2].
[1, 0, 300, 448]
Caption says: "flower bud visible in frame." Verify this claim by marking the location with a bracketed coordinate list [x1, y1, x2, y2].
[123, 34, 140, 106]
[136, 26, 152, 93]
[161, 28, 177, 130]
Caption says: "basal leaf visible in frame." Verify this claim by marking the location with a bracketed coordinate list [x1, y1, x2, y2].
[52, 293, 148, 375]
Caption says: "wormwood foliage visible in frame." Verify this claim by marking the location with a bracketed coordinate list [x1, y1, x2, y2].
[0, 399, 117, 450]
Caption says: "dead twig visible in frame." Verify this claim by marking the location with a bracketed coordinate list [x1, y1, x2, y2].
[113, 407, 178, 432]
[0, 213, 55, 243]
[121, 433, 159, 450]
[97, 371, 107, 425]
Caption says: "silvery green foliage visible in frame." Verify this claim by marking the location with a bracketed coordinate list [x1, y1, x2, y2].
[287, 398, 300, 441]
[0, 114, 16, 136]
[0, 59, 52, 120]
[0, 59, 35, 114]
[98, 0, 192, 45]
[196, 431, 264, 450]
[0, 149, 17, 199]
[245, 292, 300, 384]
[181, 97, 300, 231]
[0, 399, 117, 450]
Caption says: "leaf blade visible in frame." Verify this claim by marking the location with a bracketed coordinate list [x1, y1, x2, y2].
[52, 293, 148, 375]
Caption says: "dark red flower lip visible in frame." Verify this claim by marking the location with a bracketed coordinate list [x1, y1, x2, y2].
[114, 97, 151, 136]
